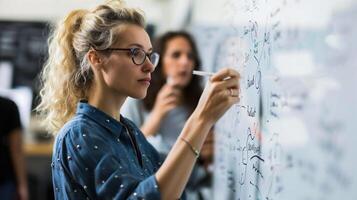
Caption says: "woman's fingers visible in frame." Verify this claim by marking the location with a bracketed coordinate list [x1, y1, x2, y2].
[193, 68, 241, 126]
[165, 95, 180, 105]
[209, 68, 240, 95]
[159, 85, 181, 101]
[228, 89, 241, 104]
[210, 68, 240, 82]
[225, 88, 239, 97]
[212, 77, 240, 92]
[217, 88, 240, 104]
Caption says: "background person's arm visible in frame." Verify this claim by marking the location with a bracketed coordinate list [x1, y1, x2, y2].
[141, 84, 182, 137]
[9, 129, 28, 200]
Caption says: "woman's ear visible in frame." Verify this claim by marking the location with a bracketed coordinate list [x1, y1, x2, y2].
[87, 50, 103, 70]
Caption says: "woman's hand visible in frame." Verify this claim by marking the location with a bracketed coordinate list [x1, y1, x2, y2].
[141, 83, 182, 137]
[192, 68, 240, 127]
[155, 68, 240, 200]
[152, 83, 182, 120]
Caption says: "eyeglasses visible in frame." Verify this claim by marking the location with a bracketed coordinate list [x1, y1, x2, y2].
[96, 47, 160, 68]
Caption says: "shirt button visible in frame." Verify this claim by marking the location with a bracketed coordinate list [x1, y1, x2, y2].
[106, 119, 110, 123]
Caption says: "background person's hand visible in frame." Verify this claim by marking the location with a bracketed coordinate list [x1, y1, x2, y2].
[140, 79, 183, 137]
[152, 83, 182, 119]
[18, 184, 29, 200]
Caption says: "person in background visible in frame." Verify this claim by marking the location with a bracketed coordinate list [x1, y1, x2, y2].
[122, 31, 214, 199]
[0, 96, 28, 200]
[36, 0, 240, 199]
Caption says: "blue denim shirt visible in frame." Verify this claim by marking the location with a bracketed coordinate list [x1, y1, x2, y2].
[52, 101, 169, 200]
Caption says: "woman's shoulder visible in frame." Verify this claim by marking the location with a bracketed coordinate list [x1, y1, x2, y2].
[54, 115, 107, 150]
[53, 115, 116, 163]
[56, 115, 92, 137]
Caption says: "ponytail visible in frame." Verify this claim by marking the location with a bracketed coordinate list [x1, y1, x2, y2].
[37, 9, 89, 133]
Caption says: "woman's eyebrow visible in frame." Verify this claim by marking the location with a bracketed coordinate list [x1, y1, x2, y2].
[128, 43, 153, 51]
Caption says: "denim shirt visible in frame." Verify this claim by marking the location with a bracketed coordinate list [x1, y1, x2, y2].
[51, 102, 168, 200]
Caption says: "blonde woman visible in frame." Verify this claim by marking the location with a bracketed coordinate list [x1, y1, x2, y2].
[37, 1, 240, 199]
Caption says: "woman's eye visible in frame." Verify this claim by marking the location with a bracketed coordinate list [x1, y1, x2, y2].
[132, 48, 141, 56]
[172, 51, 181, 58]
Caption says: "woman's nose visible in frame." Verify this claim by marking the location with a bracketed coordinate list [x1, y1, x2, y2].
[142, 57, 155, 73]
[178, 55, 192, 68]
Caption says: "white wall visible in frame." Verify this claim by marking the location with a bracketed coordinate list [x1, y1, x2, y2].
[0, 0, 193, 34]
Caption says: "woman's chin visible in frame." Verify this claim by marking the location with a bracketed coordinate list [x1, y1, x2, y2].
[176, 81, 190, 88]
[130, 91, 147, 99]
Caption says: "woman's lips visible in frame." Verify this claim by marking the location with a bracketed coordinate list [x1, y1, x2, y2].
[138, 78, 151, 85]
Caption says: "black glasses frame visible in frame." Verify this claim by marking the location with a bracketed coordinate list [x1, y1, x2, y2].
[95, 47, 159, 67]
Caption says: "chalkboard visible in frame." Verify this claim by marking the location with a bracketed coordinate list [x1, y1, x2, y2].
[191, 0, 357, 199]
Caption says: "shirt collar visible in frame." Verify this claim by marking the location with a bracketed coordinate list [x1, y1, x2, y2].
[76, 100, 124, 137]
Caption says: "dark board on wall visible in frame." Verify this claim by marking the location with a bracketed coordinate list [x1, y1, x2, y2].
[0, 21, 49, 108]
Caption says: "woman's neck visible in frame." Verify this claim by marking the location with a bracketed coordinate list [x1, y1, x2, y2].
[88, 85, 126, 121]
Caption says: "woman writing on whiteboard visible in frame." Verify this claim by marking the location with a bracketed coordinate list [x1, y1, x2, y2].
[122, 31, 215, 199]
[37, 1, 240, 199]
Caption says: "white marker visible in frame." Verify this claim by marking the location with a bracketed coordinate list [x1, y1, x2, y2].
[192, 70, 214, 77]
[193, 70, 280, 82]
[193, 70, 240, 80]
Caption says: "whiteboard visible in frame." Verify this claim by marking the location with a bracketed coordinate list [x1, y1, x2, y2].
[191, 0, 357, 199]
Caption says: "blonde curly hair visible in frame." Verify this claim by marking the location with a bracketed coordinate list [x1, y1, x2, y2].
[36, 0, 145, 134]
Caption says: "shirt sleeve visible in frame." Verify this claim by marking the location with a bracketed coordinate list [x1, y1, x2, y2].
[60, 124, 162, 200]
[2, 97, 22, 135]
